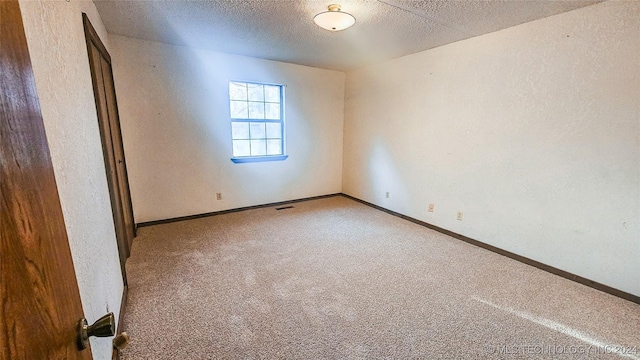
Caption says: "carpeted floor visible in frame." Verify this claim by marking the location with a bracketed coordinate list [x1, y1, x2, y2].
[120, 196, 639, 359]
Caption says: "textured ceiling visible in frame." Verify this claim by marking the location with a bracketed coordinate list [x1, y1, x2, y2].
[93, 0, 603, 71]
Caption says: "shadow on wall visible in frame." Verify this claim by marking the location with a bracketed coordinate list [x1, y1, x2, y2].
[368, 140, 408, 212]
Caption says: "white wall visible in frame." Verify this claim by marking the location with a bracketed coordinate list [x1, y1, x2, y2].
[109, 35, 345, 223]
[20, 1, 124, 358]
[343, 1, 640, 297]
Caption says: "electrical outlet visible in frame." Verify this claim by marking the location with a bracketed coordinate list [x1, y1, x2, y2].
[428, 203, 434, 212]
[385, 192, 390, 199]
[457, 211, 463, 221]
[216, 193, 222, 200]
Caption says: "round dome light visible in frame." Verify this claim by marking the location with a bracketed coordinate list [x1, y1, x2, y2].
[314, 4, 356, 31]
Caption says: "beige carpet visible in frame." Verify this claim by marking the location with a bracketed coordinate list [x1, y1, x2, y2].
[120, 196, 639, 359]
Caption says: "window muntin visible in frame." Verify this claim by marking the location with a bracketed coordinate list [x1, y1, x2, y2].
[229, 81, 284, 159]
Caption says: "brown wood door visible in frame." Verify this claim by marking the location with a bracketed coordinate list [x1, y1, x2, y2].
[101, 53, 136, 246]
[83, 14, 136, 278]
[0, 1, 92, 358]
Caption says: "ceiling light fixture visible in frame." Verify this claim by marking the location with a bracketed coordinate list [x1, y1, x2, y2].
[314, 4, 356, 31]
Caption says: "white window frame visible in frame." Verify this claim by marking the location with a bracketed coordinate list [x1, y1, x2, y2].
[229, 81, 288, 163]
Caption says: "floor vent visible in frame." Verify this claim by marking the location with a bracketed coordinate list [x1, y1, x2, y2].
[275, 206, 294, 211]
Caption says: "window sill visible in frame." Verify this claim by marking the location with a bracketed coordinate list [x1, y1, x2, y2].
[231, 155, 288, 164]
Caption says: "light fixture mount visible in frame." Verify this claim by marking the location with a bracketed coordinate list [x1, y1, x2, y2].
[314, 4, 356, 32]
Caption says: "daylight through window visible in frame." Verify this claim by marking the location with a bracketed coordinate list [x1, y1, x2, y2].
[229, 81, 285, 160]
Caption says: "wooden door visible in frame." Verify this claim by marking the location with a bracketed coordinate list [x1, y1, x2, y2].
[101, 50, 136, 246]
[83, 14, 136, 278]
[0, 1, 92, 358]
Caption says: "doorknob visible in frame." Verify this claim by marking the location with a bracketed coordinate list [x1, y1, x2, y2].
[76, 312, 115, 350]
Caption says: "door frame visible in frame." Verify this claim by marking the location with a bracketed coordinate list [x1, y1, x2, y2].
[82, 14, 136, 283]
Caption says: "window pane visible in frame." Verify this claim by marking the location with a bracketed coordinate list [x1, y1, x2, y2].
[229, 82, 247, 101]
[248, 102, 265, 119]
[266, 123, 281, 138]
[265, 85, 280, 103]
[249, 122, 266, 139]
[229, 82, 284, 159]
[247, 83, 264, 101]
[231, 122, 249, 139]
[265, 103, 280, 120]
[250, 140, 267, 156]
[233, 140, 251, 157]
[230, 100, 248, 119]
[267, 139, 282, 155]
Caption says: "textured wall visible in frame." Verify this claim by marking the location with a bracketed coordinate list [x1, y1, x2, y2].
[109, 35, 345, 223]
[19, 1, 124, 358]
[343, 1, 640, 296]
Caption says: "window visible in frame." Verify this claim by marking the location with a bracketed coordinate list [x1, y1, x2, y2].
[229, 81, 287, 163]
